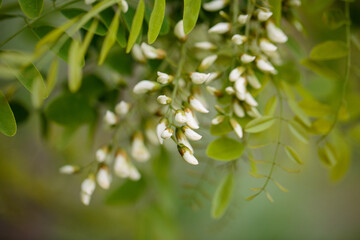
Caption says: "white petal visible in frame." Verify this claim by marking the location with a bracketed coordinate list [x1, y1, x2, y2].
[104, 110, 118, 125]
[175, 110, 187, 124]
[237, 14, 249, 25]
[157, 71, 173, 84]
[199, 55, 218, 70]
[241, 53, 256, 63]
[257, 10, 273, 22]
[230, 118, 243, 139]
[189, 96, 209, 113]
[81, 176, 96, 195]
[133, 80, 158, 94]
[81, 192, 91, 205]
[161, 128, 173, 139]
[233, 101, 245, 118]
[157, 95, 172, 105]
[225, 86, 235, 95]
[131, 135, 150, 162]
[245, 92, 258, 107]
[132, 44, 146, 62]
[266, 22, 288, 43]
[190, 72, 211, 84]
[174, 20, 187, 40]
[59, 165, 79, 174]
[234, 77, 246, 100]
[256, 59, 276, 73]
[194, 41, 216, 50]
[183, 151, 199, 165]
[185, 108, 199, 129]
[120, 0, 129, 13]
[115, 101, 131, 116]
[203, 0, 228, 11]
[183, 127, 202, 141]
[211, 115, 225, 125]
[229, 66, 245, 82]
[208, 22, 231, 34]
[232, 34, 246, 45]
[156, 121, 167, 144]
[246, 74, 261, 89]
[97, 166, 112, 189]
[259, 39, 277, 52]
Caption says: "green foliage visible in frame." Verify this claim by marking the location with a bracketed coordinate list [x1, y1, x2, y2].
[206, 136, 244, 161]
[285, 146, 303, 165]
[211, 173, 234, 219]
[126, 0, 145, 53]
[310, 41, 348, 60]
[148, 0, 166, 44]
[183, 0, 201, 34]
[268, 0, 282, 26]
[0, 91, 16, 136]
[288, 99, 311, 127]
[106, 177, 146, 205]
[301, 58, 341, 81]
[287, 120, 309, 144]
[18, 0, 43, 18]
[245, 116, 275, 133]
[210, 117, 232, 136]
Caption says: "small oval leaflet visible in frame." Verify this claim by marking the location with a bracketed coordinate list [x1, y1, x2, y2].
[245, 116, 275, 133]
[285, 146, 303, 165]
[183, 0, 201, 34]
[18, 0, 44, 18]
[126, 0, 145, 53]
[211, 173, 234, 219]
[148, 0, 166, 44]
[206, 136, 244, 161]
[310, 40, 348, 60]
[0, 91, 17, 136]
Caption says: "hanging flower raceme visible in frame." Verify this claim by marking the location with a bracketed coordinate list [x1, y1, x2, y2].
[131, 132, 150, 162]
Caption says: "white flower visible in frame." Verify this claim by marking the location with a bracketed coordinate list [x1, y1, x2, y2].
[183, 126, 202, 141]
[203, 0, 229, 11]
[178, 146, 199, 165]
[259, 38, 277, 52]
[81, 192, 91, 206]
[176, 129, 193, 153]
[97, 165, 112, 189]
[288, 0, 301, 7]
[174, 20, 187, 41]
[256, 59, 276, 73]
[257, 9, 273, 22]
[246, 74, 261, 89]
[230, 118, 243, 139]
[241, 53, 256, 63]
[115, 101, 131, 116]
[266, 22, 288, 43]
[132, 44, 146, 62]
[190, 72, 211, 84]
[85, 0, 96, 5]
[211, 115, 225, 125]
[161, 127, 174, 139]
[206, 72, 221, 83]
[208, 22, 231, 34]
[199, 55, 218, 71]
[141, 43, 166, 59]
[189, 96, 209, 113]
[96, 146, 109, 162]
[225, 86, 235, 95]
[81, 174, 96, 195]
[131, 132, 150, 162]
[59, 165, 79, 174]
[157, 71, 173, 84]
[157, 95, 172, 105]
[234, 77, 246, 100]
[128, 165, 141, 181]
[233, 100, 245, 118]
[145, 126, 159, 145]
[229, 66, 245, 82]
[104, 110, 118, 126]
[184, 108, 199, 129]
[175, 110, 187, 124]
[245, 92, 258, 106]
[120, 0, 129, 13]
[206, 86, 222, 97]
[156, 119, 168, 144]
[232, 34, 247, 45]
[194, 41, 217, 50]
[237, 14, 249, 25]
[133, 80, 159, 94]
[114, 149, 141, 181]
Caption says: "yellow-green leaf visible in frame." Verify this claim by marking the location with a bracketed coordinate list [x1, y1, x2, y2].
[288, 99, 311, 127]
[272, 180, 289, 192]
[18, 0, 44, 18]
[46, 59, 59, 95]
[268, 0, 282, 26]
[288, 120, 309, 144]
[183, 0, 201, 34]
[285, 146, 303, 165]
[298, 99, 331, 118]
[148, 0, 165, 44]
[126, 0, 145, 53]
[0, 91, 17, 136]
[245, 116, 275, 133]
[68, 40, 82, 92]
[211, 173, 234, 219]
[310, 40, 348, 60]
[206, 136, 244, 161]
[265, 191, 274, 203]
[99, 9, 120, 65]
[264, 95, 278, 116]
[301, 58, 341, 81]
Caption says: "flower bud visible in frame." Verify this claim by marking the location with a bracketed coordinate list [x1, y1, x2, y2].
[257, 9, 273, 22]
[178, 145, 199, 165]
[141, 43, 166, 59]
[157, 95, 172, 105]
[175, 110, 187, 124]
[245, 92, 258, 107]
[156, 118, 168, 144]
[229, 66, 245, 82]
[133, 80, 159, 94]
[211, 115, 225, 125]
[225, 86, 235, 95]
[174, 20, 187, 41]
[114, 149, 141, 181]
[199, 55, 218, 71]
[96, 146, 110, 162]
[256, 59, 276, 74]
[59, 165, 80, 174]
[131, 132, 150, 162]
[266, 22, 288, 43]
[240, 53, 256, 63]
[161, 127, 174, 139]
[97, 164, 112, 189]
[246, 74, 261, 89]
[104, 110, 118, 126]
[115, 101, 131, 116]
[206, 86, 223, 97]
[176, 128, 193, 153]
[206, 72, 221, 83]
[120, 0, 129, 13]
[288, 0, 301, 7]
[237, 14, 249, 25]
[194, 41, 217, 50]
[184, 108, 199, 129]
[81, 174, 96, 195]
[233, 100, 245, 118]
[203, 0, 229, 12]
[182, 126, 202, 141]
[230, 118, 243, 139]
[208, 22, 231, 34]
[81, 192, 91, 206]
[132, 44, 146, 62]
[234, 77, 246, 100]
[145, 122, 159, 145]
[232, 34, 247, 45]
[157, 71, 173, 84]
[189, 96, 209, 113]
[259, 38, 277, 52]
[190, 72, 211, 84]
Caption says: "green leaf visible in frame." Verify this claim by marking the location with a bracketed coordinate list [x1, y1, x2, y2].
[301, 58, 340, 81]
[206, 136, 244, 161]
[18, 0, 44, 18]
[284, 146, 303, 165]
[288, 99, 311, 127]
[183, 0, 201, 34]
[9, 101, 29, 126]
[104, 47, 133, 75]
[268, 0, 282, 26]
[264, 96, 278, 116]
[98, 8, 121, 65]
[68, 40, 82, 92]
[298, 99, 331, 118]
[0, 91, 17, 136]
[322, 9, 346, 29]
[210, 117, 232, 136]
[106, 178, 146, 205]
[45, 93, 95, 127]
[245, 116, 275, 133]
[211, 173, 234, 219]
[60, 8, 107, 36]
[46, 59, 59, 95]
[287, 120, 309, 144]
[126, 0, 145, 53]
[310, 118, 332, 135]
[148, 0, 165, 44]
[310, 41, 348, 60]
